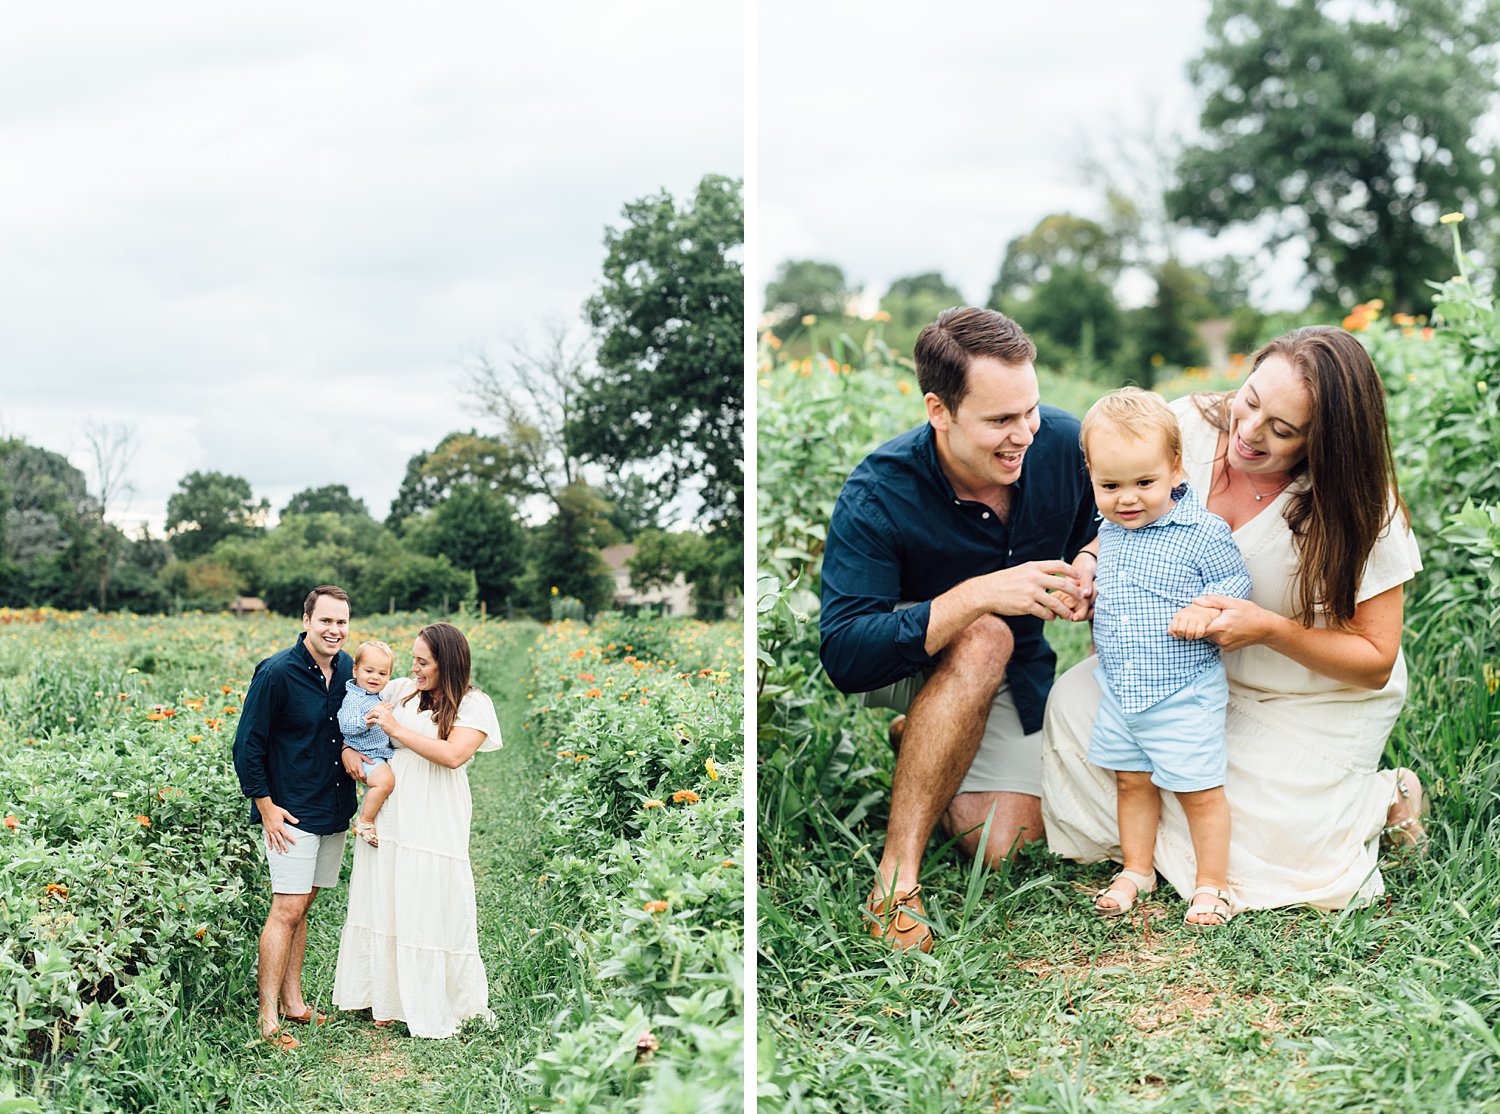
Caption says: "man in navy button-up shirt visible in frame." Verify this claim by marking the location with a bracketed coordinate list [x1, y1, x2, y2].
[233, 585, 356, 1044]
[822, 308, 1097, 950]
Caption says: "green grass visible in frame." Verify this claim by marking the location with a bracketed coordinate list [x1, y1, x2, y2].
[758, 613, 1500, 1112]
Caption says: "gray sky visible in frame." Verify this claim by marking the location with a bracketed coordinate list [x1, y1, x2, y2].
[757, 0, 1308, 314]
[1, 3, 743, 533]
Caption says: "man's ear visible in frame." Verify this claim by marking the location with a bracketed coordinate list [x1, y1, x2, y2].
[925, 393, 950, 432]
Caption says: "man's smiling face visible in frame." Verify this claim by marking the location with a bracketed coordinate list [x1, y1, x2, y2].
[926, 355, 1041, 498]
[302, 595, 350, 665]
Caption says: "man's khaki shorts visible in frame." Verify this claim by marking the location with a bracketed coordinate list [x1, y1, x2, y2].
[862, 671, 1043, 798]
[260, 828, 346, 895]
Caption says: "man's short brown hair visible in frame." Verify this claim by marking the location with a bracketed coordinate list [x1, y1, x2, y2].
[302, 585, 350, 617]
[913, 306, 1037, 414]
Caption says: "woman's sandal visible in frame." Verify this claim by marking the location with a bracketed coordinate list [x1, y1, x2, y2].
[1094, 869, 1156, 917]
[1184, 886, 1231, 929]
[351, 819, 379, 848]
[1382, 768, 1430, 857]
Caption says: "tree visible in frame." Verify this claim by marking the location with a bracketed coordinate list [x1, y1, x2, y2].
[628, 527, 738, 619]
[386, 431, 524, 528]
[282, 484, 369, 519]
[164, 471, 268, 560]
[581, 174, 744, 531]
[0, 438, 96, 607]
[763, 259, 853, 332]
[517, 483, 620, 619]
[403, 485, 526, 614]
[988, 213, 1122, 311]
[1170, 0, 1500, 312]
[879, 271, 966, 336]
[81, 421, 136, 610]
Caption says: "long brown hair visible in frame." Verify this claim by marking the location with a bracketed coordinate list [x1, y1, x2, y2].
[1196, 326, 1405, 629]
[400, 622, 475, 739]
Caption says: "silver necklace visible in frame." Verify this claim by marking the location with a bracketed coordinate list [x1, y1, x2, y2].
[1243, 469, 1292, 502]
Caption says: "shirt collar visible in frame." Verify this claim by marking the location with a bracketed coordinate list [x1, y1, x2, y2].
[1141, 481, 1208, 529]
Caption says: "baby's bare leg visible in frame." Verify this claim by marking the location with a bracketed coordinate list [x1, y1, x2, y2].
[358, 763, 396, 824]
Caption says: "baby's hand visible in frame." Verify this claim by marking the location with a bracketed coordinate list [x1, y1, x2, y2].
[1170, 602, 1219, 640]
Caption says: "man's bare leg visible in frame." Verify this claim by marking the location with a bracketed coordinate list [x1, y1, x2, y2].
[258, 891, 315, 1036]
[943, 790, 1045, 868]
[876, 615, 1013, 898]
[277, 887, 319, 1019]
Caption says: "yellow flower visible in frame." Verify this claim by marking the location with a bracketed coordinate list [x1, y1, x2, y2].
[643, 799, 665, 809]
[550, 586, 559, 596]
[872, 310, 892, 322]
[801, 314, 818, 326]
[705, 757, 718, 781]
[1440, 212, 1465, 224]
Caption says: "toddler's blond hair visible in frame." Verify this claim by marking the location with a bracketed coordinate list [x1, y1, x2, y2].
[1080, 387, 1181, 466]
[354, 640, 395, 669]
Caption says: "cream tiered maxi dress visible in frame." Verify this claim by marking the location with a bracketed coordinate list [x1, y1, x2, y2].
[1041, 397, 1422, 913]
[333, 677, 502, 1037]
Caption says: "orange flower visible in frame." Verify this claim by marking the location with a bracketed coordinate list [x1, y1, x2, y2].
[583, 688, 603, 698]
[145, 712, 166, 722]
[643, 900, 669, 913]
[568, 649, 587, 660]
[2, 815, 16, 830]
[221, 685, 234, 695]
[558, 751, 574, 759]
[135, 815, 152, 828]
[643, 799, 665, 809]
[671, 790, 699, 804]
[574, 754, 588, 761]
[187, 735, 203, 743]
[195, 927, 207, 940]
[45, 883, 68, 902]
[206, 718, 223, 732]
[185, 699, 205, 711]
[223, 706, 237, 714]
[576, 673, 595, 683]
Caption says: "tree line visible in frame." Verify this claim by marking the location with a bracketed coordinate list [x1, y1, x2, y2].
[1, 174, 743, 619]
[765, 0, 1500, 385]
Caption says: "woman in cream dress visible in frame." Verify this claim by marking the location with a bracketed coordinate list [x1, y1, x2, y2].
[1042, 327, 1426, 915]
[333, 622, 501, 1037]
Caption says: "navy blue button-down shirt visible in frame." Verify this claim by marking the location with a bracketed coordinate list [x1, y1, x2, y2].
[232, 634, 356, 835]
[820, 407, 1098, 734]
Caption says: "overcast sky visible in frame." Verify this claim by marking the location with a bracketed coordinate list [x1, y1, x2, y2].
[1, 3, 743, 533]
[757, 0, 1310, 314]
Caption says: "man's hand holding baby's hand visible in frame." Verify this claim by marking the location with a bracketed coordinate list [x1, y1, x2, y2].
[1170, 602, 1219, 640]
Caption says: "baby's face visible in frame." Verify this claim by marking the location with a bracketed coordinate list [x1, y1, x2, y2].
[355, 658, 392, 693]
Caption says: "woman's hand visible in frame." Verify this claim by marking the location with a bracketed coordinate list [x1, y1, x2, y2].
[1193, 595, 1279, 652]
[365, 702, 398, 734]
[341, 747, 368, 783]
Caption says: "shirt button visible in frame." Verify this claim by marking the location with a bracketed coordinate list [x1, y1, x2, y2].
[953, 499, 961, 505]
[981, 512, 990, 520]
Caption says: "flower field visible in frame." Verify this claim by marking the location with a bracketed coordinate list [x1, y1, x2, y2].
[0, 608, 743, 1113]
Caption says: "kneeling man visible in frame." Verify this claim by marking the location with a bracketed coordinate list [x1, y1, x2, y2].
[820, 307, 1098, 951]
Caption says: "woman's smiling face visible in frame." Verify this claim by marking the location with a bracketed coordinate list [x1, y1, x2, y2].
[1228, 354, 1312, 476]
[411, 637, 439, 691]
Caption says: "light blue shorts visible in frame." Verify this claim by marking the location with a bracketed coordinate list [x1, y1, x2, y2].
[1087, 664, 1228, 793]
[359, 755, 389, 778]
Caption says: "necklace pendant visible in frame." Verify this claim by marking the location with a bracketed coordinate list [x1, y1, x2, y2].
[1254, 493, 1264, 501]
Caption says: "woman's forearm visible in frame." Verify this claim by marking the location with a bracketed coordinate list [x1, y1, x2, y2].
[1253, 586, 1404, 690]
[385, 721, 487, 768]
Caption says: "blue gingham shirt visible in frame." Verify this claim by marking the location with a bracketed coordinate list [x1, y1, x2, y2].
[337, 679, 395, 762]
[1093, 483, 1252, 712]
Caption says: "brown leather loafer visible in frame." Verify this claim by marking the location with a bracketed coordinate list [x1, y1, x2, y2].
[865, 883, 933, 953]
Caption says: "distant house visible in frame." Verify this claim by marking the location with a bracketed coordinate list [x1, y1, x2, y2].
[599, 544, 693, 617]
[231, 596, 268, 617]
